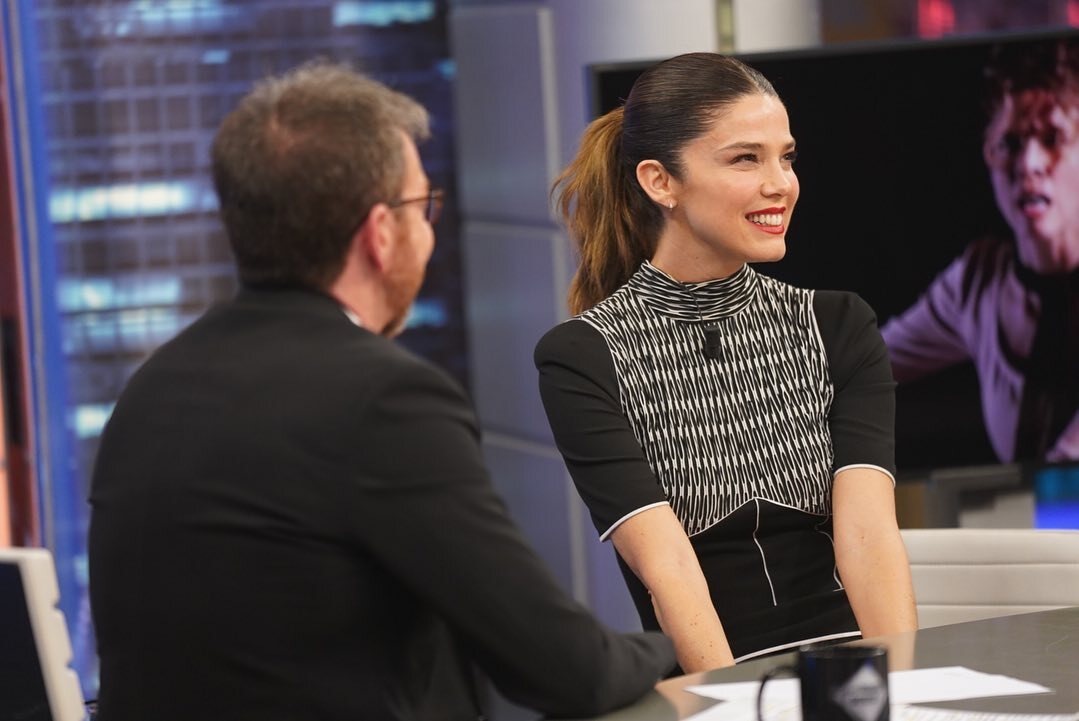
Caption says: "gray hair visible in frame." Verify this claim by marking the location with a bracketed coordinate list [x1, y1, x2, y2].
[211, 59, 430, 288]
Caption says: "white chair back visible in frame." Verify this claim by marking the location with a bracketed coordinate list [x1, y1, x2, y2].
[901, 528, 1079, 628]
[0, 547, 86, 721]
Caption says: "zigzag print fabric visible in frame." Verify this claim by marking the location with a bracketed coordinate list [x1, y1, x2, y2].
[579, 261, 835, 536]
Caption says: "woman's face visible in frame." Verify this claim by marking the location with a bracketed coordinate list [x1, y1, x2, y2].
[655, 93, 799, 281]
[984, 89, 1079, 273]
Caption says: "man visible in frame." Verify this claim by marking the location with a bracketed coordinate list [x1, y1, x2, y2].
[882, 39, 1079, 463]
[88, 62, 674, 721]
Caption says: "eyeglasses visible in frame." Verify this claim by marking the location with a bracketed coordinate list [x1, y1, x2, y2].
[387, 188, 444, 224]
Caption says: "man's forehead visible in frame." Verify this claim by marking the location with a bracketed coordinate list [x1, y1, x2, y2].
[997, 90, 1079, 135]
[398, 131, 429, 186]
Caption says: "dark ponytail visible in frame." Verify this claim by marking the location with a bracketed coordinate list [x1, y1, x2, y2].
[553, 107, 662, 315]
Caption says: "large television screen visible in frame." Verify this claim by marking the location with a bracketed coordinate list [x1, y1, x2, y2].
[589, 28, 1079, 477]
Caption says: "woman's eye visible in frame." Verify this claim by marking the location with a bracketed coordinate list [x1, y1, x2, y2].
[784, 150, 799, 163]
[733, 154, 757, 163]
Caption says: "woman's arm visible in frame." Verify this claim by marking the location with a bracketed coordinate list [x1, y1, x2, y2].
[832, 467, 918, 637]
[611, 505, 736, 672]
[537, 321, 733, 671]
[816, 292, 916, 635]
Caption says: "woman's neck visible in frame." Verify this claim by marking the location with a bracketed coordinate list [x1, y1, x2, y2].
[650, 233, 746, 283]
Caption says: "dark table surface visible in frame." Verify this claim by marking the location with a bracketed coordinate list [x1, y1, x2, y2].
[565, 606, 1079, 720]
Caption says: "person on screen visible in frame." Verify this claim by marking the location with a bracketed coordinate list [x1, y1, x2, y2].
[534, 52, 917, 671]
[881, 40, 1079, 463]
[87, 61, 674, 721]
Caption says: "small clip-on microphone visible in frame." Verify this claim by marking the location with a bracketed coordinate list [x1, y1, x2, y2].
[702, 322, 722, 360]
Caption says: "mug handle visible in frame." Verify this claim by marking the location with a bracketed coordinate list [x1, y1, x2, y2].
[757, 664, 797, 721]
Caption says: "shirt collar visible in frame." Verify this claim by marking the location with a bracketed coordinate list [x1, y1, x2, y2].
[628, 259, 759, 321]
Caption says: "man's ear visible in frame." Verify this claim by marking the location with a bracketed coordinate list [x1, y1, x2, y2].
[636, 159, 676, 207]
[357, 203, 395, 272]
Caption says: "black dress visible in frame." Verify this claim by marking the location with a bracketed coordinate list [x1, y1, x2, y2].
[535, 261, 896, 661]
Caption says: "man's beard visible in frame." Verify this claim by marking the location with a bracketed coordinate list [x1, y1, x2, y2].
[381, 266, 426, 338]
[381, 310, 409, 338]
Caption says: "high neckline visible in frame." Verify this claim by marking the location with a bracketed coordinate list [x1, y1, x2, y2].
[628, 260, 759, 322]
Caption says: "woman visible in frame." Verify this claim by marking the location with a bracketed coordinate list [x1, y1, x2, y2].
[535, 52, 917, 671]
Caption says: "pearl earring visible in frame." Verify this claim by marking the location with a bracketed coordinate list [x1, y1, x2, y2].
[667, 200, 674, 210]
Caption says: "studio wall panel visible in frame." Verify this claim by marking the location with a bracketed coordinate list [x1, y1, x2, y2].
[450, 5, 560, 224]
[462, 221, 567, 440]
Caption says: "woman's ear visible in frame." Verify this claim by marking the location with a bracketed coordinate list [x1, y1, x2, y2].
[636, 159, 677, 208]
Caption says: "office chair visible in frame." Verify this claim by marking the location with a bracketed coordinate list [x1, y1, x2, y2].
[0, 546, 86, 721]
[900, 528, 1079, 628]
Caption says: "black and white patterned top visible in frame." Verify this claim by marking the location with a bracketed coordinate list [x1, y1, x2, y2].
[535, 260, 896, 661]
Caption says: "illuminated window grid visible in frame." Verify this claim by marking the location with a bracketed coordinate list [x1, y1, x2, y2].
[32, 1, 459, 461]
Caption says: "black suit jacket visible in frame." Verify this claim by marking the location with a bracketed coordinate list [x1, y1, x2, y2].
[88, 287, 674, 721]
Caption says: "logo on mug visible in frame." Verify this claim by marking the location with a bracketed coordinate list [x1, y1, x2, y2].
[758, 644, 891, 721]
[832, 662, 888, 721]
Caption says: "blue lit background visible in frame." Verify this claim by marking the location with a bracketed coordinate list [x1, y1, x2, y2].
[1034, 466, 1079, 529]
[7, 0, 465, 698]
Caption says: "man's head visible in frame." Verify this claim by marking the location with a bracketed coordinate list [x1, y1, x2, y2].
[211, 61, 431, 292]
[983, 40, 1079, 273]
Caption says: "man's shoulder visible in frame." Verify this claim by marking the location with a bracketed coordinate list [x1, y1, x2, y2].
[128, 292, 461, 406]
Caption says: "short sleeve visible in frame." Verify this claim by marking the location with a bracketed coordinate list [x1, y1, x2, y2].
[535, 320, 669, 539]
[813, 292, 897, 481]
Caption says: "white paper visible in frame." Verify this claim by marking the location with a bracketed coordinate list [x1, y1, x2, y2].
[687, 678, 795, 703]
[888, 667, 1050, 705]
[682, 667, 1052, 721]
[683, 698, 780, 721]
[687, 666, 1050, 705]
[684, 703, 1078, 721]
[896, 707, 1079, 721]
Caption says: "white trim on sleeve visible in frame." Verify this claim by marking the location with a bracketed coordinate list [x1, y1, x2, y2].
[833, 463, 896, 487]
[598, 501, 670, 542]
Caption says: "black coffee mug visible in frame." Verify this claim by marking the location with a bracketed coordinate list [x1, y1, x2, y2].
[757, 644, 890, 721]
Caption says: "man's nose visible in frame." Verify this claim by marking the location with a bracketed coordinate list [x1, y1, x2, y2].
[1013, 138, 1051, 178]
